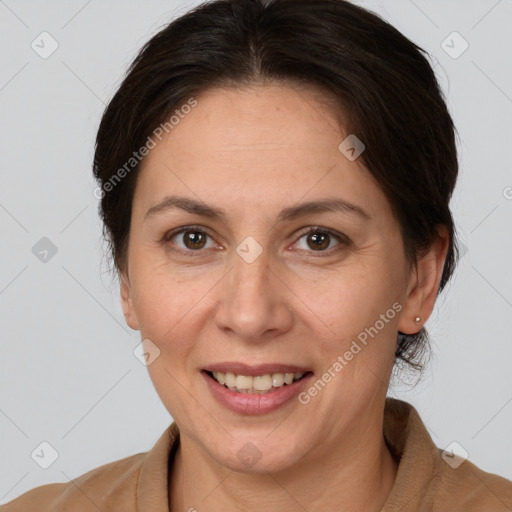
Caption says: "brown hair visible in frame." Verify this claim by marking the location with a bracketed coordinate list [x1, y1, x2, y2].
[93, 0, 459, 371]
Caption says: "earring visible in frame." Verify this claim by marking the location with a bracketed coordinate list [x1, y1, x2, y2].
[414, 316, 421, 324]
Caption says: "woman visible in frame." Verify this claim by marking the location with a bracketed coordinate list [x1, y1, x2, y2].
[3, 0, 511, 510]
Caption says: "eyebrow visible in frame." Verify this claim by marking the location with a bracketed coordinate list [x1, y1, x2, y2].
[144, 195, 371, 222]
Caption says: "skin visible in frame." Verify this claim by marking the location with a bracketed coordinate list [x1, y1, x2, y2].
[120, 82, 449, 511]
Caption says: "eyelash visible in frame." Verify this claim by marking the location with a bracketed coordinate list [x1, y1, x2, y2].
[161, 225, 351, 258]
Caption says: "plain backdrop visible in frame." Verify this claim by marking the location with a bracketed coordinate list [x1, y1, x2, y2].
[1, 0, 511, 503]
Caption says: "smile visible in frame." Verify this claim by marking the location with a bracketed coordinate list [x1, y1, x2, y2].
[206, 370, 310, 394]
[201, 368, 315, 415]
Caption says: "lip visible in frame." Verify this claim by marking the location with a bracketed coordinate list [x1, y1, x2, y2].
[201, 369, 314, 415]
[203, 362, 312, 377]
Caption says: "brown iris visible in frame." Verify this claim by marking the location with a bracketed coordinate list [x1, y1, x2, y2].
[307, 231, 330, 251]
[183, 231, 207, 250]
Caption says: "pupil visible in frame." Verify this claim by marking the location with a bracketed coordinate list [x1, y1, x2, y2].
[185, 231, 206, 249]
[308, 232, 329, 250]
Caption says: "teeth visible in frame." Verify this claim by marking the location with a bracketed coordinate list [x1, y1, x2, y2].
[235, 374, 253, 390]
[254, 374, 273, 391]
[272, 373, 285, 387]
[225, 372, 236, 388]
[211, 371, 306, 393]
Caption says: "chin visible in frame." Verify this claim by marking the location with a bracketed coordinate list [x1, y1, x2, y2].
[210, 435, 307, 475]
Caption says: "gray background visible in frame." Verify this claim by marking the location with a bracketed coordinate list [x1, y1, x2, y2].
[1, 0, 511, 504]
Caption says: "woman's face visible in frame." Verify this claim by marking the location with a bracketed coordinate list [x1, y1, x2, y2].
[121, 83, 424, 473]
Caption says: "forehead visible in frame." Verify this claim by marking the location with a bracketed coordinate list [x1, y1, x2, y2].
[133, 84, 389, 223]
[171, 83, 346, 151]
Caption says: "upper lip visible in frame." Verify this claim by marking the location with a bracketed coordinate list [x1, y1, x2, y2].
[203, 362, 312, 377]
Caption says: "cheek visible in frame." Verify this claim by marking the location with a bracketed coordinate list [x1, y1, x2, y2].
[129, 261, 218, 351]
[131, 273, 179, 335]
[296, 261, 401, 364]
[312, 265, 397, 326]
[132, 270, 202, 401]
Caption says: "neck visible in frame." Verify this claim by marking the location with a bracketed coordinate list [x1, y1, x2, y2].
[169, 406, 398, 511]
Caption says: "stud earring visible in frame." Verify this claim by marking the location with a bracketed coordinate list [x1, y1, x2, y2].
[414, 316, 421, 324]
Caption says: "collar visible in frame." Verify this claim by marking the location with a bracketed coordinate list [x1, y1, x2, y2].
[382, 397, 441, 511]
[134, 398, 441, 511]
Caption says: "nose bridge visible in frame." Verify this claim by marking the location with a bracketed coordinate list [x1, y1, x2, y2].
[215, 238, 291, 340]
[230, 239, 272, 303]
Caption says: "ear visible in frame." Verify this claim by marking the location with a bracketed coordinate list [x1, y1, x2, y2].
[120, 271, 140, 331]
[398, 226, 450, 335]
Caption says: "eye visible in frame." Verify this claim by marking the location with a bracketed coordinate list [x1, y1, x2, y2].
[163, 226, 218, 255]
[293, 227, 350, 254]
[162, 225, 350, 257]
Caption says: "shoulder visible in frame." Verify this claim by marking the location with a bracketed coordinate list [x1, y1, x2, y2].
[0, 451, 146, 512]
[383, 398, 512, 511]
[0, 422, 179, 512]
[435, 451, 512, 510]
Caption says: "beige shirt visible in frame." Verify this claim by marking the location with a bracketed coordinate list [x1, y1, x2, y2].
[2, 398, 511, 511]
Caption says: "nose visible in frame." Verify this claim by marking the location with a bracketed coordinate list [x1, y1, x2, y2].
[213, 246, 293, 342]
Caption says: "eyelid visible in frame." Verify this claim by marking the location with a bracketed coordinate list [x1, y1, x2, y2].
[162, 224, 215, 243]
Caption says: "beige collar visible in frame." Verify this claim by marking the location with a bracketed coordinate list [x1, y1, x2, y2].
[133, 398, 458, 511]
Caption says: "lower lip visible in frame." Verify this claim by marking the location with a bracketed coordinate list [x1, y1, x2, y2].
[201, 370, 314, 415]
